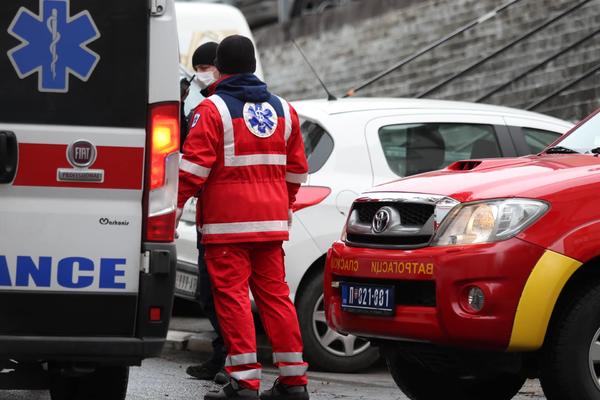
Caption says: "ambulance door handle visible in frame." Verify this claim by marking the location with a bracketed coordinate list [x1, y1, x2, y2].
[0, 131, 17, 184]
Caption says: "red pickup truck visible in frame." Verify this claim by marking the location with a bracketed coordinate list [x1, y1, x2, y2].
[324, 108, 600, 400]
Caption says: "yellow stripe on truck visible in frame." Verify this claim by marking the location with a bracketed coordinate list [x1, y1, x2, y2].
[508, 250, 582, 351]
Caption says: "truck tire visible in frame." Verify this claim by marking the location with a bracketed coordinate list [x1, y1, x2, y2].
[296, 270, 379, 372]
[540, 283, 600, 400]
[50, 366, 129, 400]
[386, 351, 525, 400]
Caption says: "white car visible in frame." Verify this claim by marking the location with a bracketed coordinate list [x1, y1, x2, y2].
[175, 97, 573, 372]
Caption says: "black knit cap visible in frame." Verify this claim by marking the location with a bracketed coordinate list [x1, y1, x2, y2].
[192, 42, 218, 67]
[215, 35, 256, 74]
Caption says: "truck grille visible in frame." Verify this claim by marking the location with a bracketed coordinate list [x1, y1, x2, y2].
[355, 202, 434, 226]
[345, 199, 436, 249]
[346, 233, 432, 247]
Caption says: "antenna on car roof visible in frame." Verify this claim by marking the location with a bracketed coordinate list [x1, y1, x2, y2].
[292, 39, 337, 101]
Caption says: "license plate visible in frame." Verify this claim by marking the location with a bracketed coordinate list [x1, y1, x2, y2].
[341, 283, 395, 315]
[175, 271, 198, 298]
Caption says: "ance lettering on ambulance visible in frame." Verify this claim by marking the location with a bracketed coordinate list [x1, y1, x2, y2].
[0, 256, 128, 290]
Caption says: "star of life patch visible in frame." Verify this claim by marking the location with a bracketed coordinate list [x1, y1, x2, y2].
[243, 102, 278, 138]
[191, 112, 201, 128]
[7, 0, 101, 93]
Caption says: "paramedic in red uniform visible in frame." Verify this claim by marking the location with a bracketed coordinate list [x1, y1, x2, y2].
[176, 35, 310, 400]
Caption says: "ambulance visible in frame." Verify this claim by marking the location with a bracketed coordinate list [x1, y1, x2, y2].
[325, 107, 600, 400]
[0, 0, 180, 398]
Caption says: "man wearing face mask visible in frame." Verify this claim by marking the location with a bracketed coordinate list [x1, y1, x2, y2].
[193, 41, 221, 98]
[184, 41, 229, 384]
[180, 42, 220, 149]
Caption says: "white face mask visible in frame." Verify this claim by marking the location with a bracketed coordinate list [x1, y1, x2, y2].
[196, 71, 216, 90]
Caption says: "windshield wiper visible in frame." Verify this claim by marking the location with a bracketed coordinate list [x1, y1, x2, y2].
[544, 146, 579, 154]
[586, 147, 600, 157]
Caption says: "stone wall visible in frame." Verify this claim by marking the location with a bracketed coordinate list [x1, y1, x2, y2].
[254, 0, 600, 121]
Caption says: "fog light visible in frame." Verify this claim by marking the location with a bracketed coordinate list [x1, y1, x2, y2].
[467, 286, 485, 312]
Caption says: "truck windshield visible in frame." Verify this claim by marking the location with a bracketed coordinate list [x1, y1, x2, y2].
[554, 111, 600, 154]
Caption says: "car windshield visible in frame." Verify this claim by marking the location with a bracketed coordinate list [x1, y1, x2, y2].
[554, 111, 600, 154]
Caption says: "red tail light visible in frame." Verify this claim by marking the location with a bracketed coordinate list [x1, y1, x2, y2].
[143, 102, 180, 242]
[149, 104, 180, 190]
[146, 212, 177, 242]
[293, 186, 331, 212]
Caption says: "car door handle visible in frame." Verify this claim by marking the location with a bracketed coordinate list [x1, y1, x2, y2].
[0, 131, 18, 184]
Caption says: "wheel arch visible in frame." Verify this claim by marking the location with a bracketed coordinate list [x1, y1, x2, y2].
[294, 253, 327, 307]
[509, 253, 600, 352]
[545, 256, 600, 339]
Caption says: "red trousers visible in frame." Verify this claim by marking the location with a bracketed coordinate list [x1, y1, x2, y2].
[205, 241, 309, 390]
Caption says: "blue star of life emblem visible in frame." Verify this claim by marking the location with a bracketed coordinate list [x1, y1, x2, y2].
[243, 102, 278, 138]
[7, 0, 101, 93]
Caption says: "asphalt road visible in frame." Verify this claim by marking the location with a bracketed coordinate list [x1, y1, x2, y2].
[3, 349, 547, 400]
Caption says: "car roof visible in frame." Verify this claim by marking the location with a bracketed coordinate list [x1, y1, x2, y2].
[291, 97, 572, 127]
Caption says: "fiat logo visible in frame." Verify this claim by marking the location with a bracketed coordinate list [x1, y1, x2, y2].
[67, 140, 96, 168]
[372, 207, 392, 233]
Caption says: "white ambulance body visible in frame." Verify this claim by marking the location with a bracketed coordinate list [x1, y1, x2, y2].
[0, 0, 180, 397]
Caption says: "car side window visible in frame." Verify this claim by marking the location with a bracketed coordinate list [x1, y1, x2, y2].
[378, 123, 500, 177]
[301, 120, 334, 174]
[522, 127, 561, 154]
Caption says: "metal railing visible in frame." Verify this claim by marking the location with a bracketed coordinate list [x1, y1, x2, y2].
[527, 62, 600, 110]
[416, 0, 593, 98]
[343, 0, 524, 97]
[476, 27, 600, 103]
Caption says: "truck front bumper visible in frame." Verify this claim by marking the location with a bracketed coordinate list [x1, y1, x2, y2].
[325, 238, 547, 351]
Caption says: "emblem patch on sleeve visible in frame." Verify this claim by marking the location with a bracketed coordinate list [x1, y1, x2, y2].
[243, 102, 278, 138]
[191, 112, 201, 128]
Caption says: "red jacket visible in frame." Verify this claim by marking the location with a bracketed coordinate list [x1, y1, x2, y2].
[177, 74, 308, 244]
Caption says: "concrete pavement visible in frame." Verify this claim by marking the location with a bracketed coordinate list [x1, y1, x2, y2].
[164, 316, 547, 400]
[3, 348, 547, 400]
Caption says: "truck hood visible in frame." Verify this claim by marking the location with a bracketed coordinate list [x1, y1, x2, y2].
[372, 155, 600, 203]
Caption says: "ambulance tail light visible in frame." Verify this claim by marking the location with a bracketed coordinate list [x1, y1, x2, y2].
[292, 186, 331, 212]
[144, 102, 180, 243]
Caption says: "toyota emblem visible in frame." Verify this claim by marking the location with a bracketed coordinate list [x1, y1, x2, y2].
[372, 207, 391, 233]
[67, 140, 97, 168]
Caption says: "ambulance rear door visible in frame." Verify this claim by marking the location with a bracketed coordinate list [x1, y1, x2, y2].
[0, 0, 149, 337]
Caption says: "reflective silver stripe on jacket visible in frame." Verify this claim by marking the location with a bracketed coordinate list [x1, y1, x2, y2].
[225, 353, 258, 367]
[202, 220, 288, 235]
[276, 96, 292, 142]
[273, 352, 304, 364]
[279, 364, 308, 377]
[285, 172, 307, 184]
[180, 158, 211, 178]
[230, 368, 262, 381]
[209, 95, 287, 167]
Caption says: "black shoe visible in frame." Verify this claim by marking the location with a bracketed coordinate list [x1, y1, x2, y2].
[186, 360, 222, 380]
[260, 380, 309, 400]
[214, 370, 229, 384]
[204, 380, 259, 400]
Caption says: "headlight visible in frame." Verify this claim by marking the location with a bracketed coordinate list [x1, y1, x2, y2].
[432, 199, 548, 246]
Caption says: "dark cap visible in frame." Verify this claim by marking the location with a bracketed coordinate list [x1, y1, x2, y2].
[215, 35, 256, 75]
[192, 42, 218, 67]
